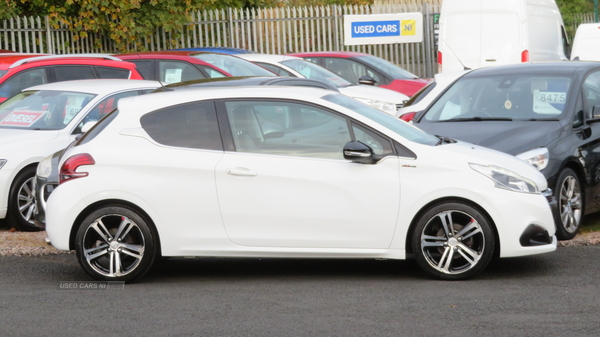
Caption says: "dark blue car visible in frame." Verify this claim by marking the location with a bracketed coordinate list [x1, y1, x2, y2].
[412, 61, 600, 240]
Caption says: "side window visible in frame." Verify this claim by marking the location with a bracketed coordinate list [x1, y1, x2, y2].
[54, 66, 95, 81]
[95, 66, 130, 79]
[196, 65, 227, 78]
[255, 62, 294, 77]
[129, 60, 153, 80]
[74, 90, 142, 134]
[158, 61, 206, 83]
[325, 57, 360, 83]
[225, 100, 351, 160]
[0, 68, 47, 99]
[352, 123, 394, 156]
[141, 100, 222, 151]
[582, 71, 600, 120]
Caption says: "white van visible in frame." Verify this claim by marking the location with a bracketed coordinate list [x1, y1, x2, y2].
[571, 23, 600, 61]
[437, 0, 570, 73]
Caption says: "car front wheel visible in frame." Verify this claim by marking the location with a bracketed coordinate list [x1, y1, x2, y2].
[412, 202, 495, 280]
[554, 168, 582, 240]
[75, 206, 158, 282]
[7, 166, 41, 231]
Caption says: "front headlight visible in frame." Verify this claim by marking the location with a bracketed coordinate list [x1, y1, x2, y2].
[516, 147, 549, 171]
[0, 159, 6, 170]
[353, 97, 397, 115]
[36, 154, 53, 179]
[470, 163, 539, 194]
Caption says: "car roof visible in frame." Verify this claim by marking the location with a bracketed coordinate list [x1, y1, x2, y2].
[287, 51, 368, 58]
[0, 54, 130, 70]
[0, 53, 48, 69]
[237, 54, 302, 63]
[25, 79, 163, 95]
[120, 86, 337, 115]
[159, 76, 339, 92]
[170, 47, 256, 54]
[116, 50, 208, 58]
[464, 61, 600, 77]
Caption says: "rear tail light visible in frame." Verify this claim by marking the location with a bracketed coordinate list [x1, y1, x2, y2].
[521, 50, 529, 62]
[399, 112, 416, 122]
[59, 153, 95, 184]
[437, 51, 442, 73]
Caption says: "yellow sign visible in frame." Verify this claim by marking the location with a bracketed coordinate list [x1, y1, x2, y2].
[401, 20, 416, 36]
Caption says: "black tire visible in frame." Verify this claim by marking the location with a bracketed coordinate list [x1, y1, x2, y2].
[554, 168, 582, 240]
[75, 206, 158, 282]
[7, 166, 41, 232]
[411, 202, 495, 280]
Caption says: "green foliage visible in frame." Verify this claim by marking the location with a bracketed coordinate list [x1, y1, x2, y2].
[0, 0, 282, 52]
[556, 0, 594, 15]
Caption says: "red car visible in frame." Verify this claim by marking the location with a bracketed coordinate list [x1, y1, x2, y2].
[288, 51, 430, 97]
[0, 54, 143, 103]
[115, 51, 276, 82]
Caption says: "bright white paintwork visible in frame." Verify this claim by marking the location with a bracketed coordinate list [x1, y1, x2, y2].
[46, 87, 556, 261]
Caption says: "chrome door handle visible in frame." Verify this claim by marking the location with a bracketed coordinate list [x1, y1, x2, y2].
[226, 168, 258, 176]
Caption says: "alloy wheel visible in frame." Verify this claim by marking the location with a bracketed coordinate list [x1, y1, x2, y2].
[419, 210, 486, 275]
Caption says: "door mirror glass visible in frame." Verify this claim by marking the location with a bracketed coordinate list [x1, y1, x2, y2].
[81, 121, 97, 133]
[343, 140, 374, 163]
[262, 121, 285, 139]
[358, 76, 376, 86]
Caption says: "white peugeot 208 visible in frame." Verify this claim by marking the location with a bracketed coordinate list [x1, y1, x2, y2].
[45, 86, 557, 282]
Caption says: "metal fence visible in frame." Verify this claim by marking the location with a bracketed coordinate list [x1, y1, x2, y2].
[0, 4, 441, 78]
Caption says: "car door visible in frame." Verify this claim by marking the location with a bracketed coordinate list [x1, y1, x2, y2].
[215, 99, 401, 249]
[577, 71, 600, 213]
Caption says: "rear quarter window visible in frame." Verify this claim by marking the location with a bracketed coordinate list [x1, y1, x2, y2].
[141, 100, 222, 151]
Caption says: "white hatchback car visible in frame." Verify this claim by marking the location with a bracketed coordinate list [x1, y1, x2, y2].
[45, 87, 557, 282]
[0, 79, 162, 231]
[238, 54, 408, 115]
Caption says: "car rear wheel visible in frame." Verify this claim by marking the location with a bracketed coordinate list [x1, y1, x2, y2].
[75, 206, 157, 282]
[412, 202, 495, 280]
[7, 166, 41, 231]
[554, 168, 582, 240]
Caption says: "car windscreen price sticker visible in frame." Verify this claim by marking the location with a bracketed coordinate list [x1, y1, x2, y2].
[0, 109, 45, 127]
[64, 105, 82, 124]
[533, 90, 566, 115]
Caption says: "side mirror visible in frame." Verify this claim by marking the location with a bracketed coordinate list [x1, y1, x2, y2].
[343, 140, 374, 164]
[262, 121, 285, 140]
[358, 76, 377, 86]
[81, 121, 97, 133]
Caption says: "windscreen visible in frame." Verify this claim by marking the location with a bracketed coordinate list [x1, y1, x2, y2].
[281, 59, 351, 87]
[355, 55, 417, 79]
[423, 75, 572, 122]
[0, 90, 96, 130]
[193, 54, 276, 77]
[322, 93, 439, 146]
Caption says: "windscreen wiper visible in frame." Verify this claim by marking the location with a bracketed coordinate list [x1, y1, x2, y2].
[435, 135, 457, 145]
[441, 117, 513, 122]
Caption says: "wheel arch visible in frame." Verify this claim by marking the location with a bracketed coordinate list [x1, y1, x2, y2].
[68, 199, 161, 255]
[404, 196, 501, 258]
[8, 163, 38, 193]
